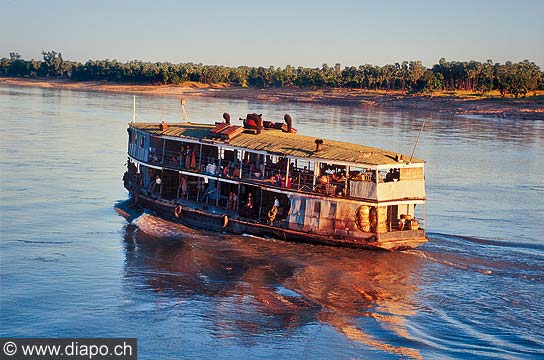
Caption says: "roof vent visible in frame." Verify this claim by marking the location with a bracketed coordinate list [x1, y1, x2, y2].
[159, 121, 168, 131]
[315, 139, 324, 152]
[223, 112, 231, 125]
[243, 113, 263, 134]
[284, 114, 292, 132]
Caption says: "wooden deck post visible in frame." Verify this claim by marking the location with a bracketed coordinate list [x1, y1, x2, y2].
[285, 158, 290, 187]
[159, 169, 163, 199]
[198, 143, 203, 170]
[161, 138, 166, 165]
[259, 188, 263, 218]
[216, 180, 221, 207]
[313, 161, 320, 189]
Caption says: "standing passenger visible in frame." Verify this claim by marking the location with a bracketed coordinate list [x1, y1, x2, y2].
[231, 191, 238, 211]
[184, 145, 191, 169]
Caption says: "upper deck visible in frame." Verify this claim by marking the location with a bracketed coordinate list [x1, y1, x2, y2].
[129, 122, 424, 168]
[128, 121, 426, 203]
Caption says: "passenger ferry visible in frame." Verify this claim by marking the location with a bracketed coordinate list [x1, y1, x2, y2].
[123, 108, 427, 250]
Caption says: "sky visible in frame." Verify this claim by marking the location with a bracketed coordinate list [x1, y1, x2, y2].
[1, 0, 543, 68]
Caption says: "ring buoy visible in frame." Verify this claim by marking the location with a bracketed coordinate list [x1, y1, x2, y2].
[355, 205, 371, 232]
[174, 205, 183, 218]
[222, 215, 229, 228]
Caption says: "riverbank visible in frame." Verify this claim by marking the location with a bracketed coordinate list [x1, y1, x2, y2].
[2, 77, 543, 119]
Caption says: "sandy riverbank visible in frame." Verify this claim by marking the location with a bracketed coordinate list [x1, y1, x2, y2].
[2, 77, 543, 119]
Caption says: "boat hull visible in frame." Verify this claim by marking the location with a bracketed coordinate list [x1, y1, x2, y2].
[131, 192, 427, 251]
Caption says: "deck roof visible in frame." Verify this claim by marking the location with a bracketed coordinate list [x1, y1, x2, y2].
[129, 122, 424, 166]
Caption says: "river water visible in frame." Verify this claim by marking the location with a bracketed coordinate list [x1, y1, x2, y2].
[0, 85, 543, 359]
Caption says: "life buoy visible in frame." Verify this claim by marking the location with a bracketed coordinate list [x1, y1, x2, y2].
[222, 215, 229, 228]
[355, 205, 371, 232]
[174, 205, 183, 218]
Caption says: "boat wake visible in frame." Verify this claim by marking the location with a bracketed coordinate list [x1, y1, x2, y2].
[429, 231, 544, 251]
[405, 232, 544, 282]
[130, 212, 205, 240]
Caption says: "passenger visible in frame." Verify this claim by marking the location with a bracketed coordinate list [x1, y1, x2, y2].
[184, 146, 191, 168]
[190, 148, 196, 169]
[151, 175, 162, 198]
[398, 215, 406, 230]
[302, 166, 309, 183]
[232, 166, 240, 178]
[200, 183, 217, 203]
[209, 162, 217, 174]
[197, 177, 205, 195]
[179, 176, 188, 199]
[385, 169, 394, 182]
[222, 165, 229, 177]
[282, 176, 291, 188]
[394, 168, 400, 181]
[246, 193, 254, 209]
[227, 192, 233, 210]
[231, 192, 238, 211]
[267, 196, 280, 224]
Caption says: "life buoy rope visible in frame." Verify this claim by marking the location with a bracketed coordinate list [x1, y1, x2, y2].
[174, 205, 183, 218]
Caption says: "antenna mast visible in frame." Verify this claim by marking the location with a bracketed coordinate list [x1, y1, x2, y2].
[409, 119, 426, 163]
[132, 95, 136, 123]
[180, 98, 189, 122]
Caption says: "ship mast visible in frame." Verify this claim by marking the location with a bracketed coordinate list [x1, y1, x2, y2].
[132, 95, 136, 123]
[180, 98, 189, 122]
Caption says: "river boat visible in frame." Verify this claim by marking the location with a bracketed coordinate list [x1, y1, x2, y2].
[123, 108, 427, 250]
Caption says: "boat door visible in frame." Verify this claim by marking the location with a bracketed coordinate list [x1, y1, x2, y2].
[304, 199, 320, 232]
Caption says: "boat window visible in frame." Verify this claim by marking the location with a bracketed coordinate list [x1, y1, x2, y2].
[349, 166, 374, 183]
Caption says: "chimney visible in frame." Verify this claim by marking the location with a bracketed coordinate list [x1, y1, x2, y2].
[314, 139, 324, 152]
[223, 112, 231, 125]
[284, 114, 292, 132]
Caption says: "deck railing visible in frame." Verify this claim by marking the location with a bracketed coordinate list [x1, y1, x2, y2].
[130, 147, 424, 201]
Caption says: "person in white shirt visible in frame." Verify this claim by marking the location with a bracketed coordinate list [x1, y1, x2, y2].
[268, 196, 280, 224]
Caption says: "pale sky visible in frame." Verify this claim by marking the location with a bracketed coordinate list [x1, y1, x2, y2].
[2, 0, 543, 68]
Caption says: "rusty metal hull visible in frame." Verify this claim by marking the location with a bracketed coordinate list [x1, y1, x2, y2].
[133, 193, 427, 251]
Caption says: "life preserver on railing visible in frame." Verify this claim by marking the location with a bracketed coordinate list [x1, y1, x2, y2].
[222, 215, 229, 228]
[174, 205, 183, 218]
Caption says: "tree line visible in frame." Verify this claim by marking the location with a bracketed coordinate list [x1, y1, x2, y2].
[1, 51, 542, 97]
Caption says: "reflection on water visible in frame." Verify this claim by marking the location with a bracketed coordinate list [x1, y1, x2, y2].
[123, 212, 423, 358]
[2, 85, 544, 359]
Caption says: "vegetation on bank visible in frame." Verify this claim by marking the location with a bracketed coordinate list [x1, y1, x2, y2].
[1, 51, 543, 98]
